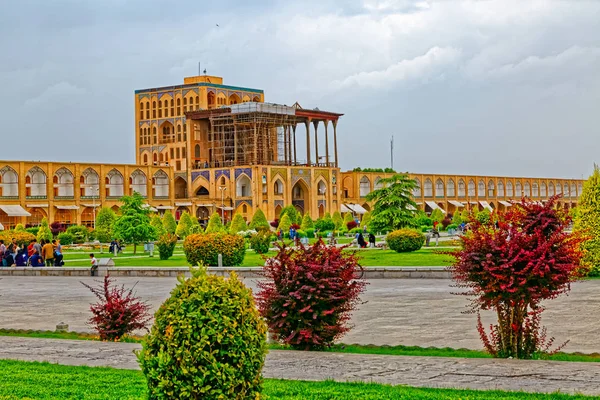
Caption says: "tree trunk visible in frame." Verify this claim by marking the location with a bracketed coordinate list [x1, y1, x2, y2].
[133, 242, 137, 254]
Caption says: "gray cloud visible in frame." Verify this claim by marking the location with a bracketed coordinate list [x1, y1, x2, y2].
[1, 0, 599, 179]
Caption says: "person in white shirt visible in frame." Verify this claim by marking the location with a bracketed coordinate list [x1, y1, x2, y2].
[90, 253, 98, 276]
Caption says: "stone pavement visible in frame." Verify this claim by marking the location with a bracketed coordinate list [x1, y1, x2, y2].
[2, 277, 600, 352]
[2, 336, 600, 396]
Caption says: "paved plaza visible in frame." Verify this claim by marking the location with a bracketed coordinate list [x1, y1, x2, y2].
[2, 336, 600, 395]
[1, 276, 600, 352]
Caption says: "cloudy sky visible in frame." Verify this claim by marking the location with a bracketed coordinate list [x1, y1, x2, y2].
[1, 0, 599, 179]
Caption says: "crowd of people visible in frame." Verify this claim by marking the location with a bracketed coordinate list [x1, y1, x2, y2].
[0, 238, 64, 267]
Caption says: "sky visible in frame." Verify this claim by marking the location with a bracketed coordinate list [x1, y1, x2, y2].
[1, 0, 599, 179]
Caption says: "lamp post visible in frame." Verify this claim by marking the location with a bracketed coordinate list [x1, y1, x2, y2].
[88, 185, 99, 230]
[218, 186, 227, 225]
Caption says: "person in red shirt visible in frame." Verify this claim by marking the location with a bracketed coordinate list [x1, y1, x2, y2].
[27, 239, 36, 257]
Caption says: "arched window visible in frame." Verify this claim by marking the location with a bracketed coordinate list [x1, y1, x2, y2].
[194, 144, 200, 158]
[487, 180, 495, 197]
[106, 169, 124, 197]
[548, 182, 555, 197]
[458, 179, 466, 197]
[435, 179, 444, 198]
[497, 181, 505, 197]
[81, 168, 99, 197]
[54, 167, 74, 197]
[196, 186, 209, 196]
[153, 170, 169, 197]
[195, 96, 200, 106]
[423, 179, 433, 197]
[317, 180, 326, 195]
[274, 179, 283, 195]
[359, 176, 371, 197]
[562, 183, 568, 195]
[516, 182, 522, 197]
[478, 180, 485, 196]
[152, 101, 156, 118]
[26, 167, 47, 197]
[176, 98, 181, 115]
[468, 180, 475, 196]
[158, 100, 162, 118]
[236, 174, 252, 197]
[170, 99, 174, 116]
[524, 182, 531, 197]
[139, 103, 144, 119]
[183, 123, 187, 141]
[540, 183, 547, 198]
[577, 183, 583, 197]
[570, 183, 576, 197]
[177, 125, 182, 142]
[413, 178, 421, 197]
[532, 182, 539, 197]
[0, 166, 18, 197]
[506, 181, 514, 197]
[374, 177, 383, 190]
[146, 102, 150, 119]
[143, 153, 148, 164]
[447, 179, 455, 197]
[242, 204, 248, 213]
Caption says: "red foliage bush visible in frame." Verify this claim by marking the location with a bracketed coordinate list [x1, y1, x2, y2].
[256, 240, 367, 350]
[449, 196, 586, 358]
[81, 275, 151, 341]
[270, 219, 279, 228]
[441, 217, 452, 229]
[346, 220, 358, 230]
[50, 222, 66, 236]
[290, 223, 300, 230]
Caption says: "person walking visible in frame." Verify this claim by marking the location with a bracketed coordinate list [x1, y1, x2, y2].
[90, 253, 99, 276]
[42, 240, 55, 266]
[368, 232, 376, 248]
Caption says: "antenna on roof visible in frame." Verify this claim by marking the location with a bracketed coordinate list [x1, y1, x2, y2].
[390, 135, 394, 170]
[198, 62, 201, 76]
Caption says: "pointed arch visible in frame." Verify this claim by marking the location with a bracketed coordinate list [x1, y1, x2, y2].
[412, 178, 421, 197]
[81, 168, 100, 197]
[577, 183, 583, 197]
[487, 180, 495, 197]
[130, 169, 147, 197]
[540, 182, 547, 198]
[317, 179, 327, 195]
[229, 93, 241, 105]
[458, 179, 466, 197]
[174, 176, 187, 199]
[54, 167, 74, 197]
[435, 179, 444, 198]
[468, 179, 475, 197]
[374, 176, 383, 190]
[524, 182, 531, 197]
[106, 169, 124, 198]
[273, 177, 284, 195]
[291, 179, 310, 213]
[27, 166, 47, 197]
[447, 179, 455, 197]
[0, 166, 18, 197]
[236, 173, 252, 197]
[423, 178, 433, 197]
[516, 181, 522, 197]
[532, 182, 539, 197]
[477, 179, 485, 197]
[506, 181, 514, 197]
[153, 170, 169, 197]
[548, 182, 555, 197]
[497, 180, 505, 197]
[359, 176, 371, 197]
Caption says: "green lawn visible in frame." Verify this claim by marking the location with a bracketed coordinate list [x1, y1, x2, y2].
[60, 248, 454, 267]
[0, 359, 593, 399]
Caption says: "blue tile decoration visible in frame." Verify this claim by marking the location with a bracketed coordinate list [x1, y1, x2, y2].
[274, 200, 284, 208]
[234, 168, 252, 180]
[292, 200, 304, 210]
[192, 170, 210, 182]
[235, 200, 252, 208]
[215, 169, 230, 181]
[318, 200, 326, 207]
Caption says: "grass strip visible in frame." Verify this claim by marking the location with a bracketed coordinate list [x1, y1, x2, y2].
[3, 329, 600, 363]
[0, 359, 593, 399]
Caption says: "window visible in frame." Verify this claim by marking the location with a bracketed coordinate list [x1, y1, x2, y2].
[182, 147, 186, 159]
[548, 183, 555, 197]
[194, 144, 200, 158]
[176, 148, 180, 158]
[0, 166, 18, 197]
[183, 124, 187, 141]
[506, 181, 514, 197]
[359, 177, 371, 197]
[524, 182, 531, 197]
[540, 183, 547, 197]
[447, 179, 455, 197]
[413, 178, 421, 197]
[158, 101, 162, 118]
[170, 148, 174, 159]
[143, 154, 148, 164]
[153, 170, 169, 197]
[139, 103, 144, 119]
[374, 177, 383, 190]
[487, 180, 495, 197]
[516, 182, 522, 197]
[468, 180, 475, 196]
[478, 180, 485, 196]
[106, 169, 124, 197]
[80, 168, 99, 197]
[458, 179, 466, 197]
[177, 98, 181, 115]
[274, 179, 283, 195]
[242, 204, 248, 213]
[236, 175, 251, 197]
[532, 182, 539, 197]
[170, 99, 174, 116]
[183, 98, 187, 112]
[54, 167, 74, 197]
[177, 125, 182, 142]
[497, 181, 505, 197]
[435, 179, 444, 198]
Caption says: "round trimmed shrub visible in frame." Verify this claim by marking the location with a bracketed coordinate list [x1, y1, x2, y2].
[386, 229, 425, 253]
[138, 269, 267, 399]
[156, 233, 177, 260]
[57, 232, 74, 245]
[249, 230, 271, 254]
[184, 233, 246, 266]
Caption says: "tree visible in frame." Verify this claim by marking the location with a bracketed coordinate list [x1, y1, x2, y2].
[279, 205, 299, 226]
[162, 212, 177, 235]
[277, 214, 292, 235]
[332, 211, 344, 230]
[230, 213, 247, 233]
[249, 209, 270, 230]
[205, 212, 225, 233]
[176, 212, 193, 239]
[112, 193, 157, 254]
[574, 165, 600, 276]
[360, 211, 372, 229]
[452, 210, 462, 225]
[365, 174, 418, 232]
[449, 197, 586, 359]
[430, 209, 444, 224]
[37, 217, 53, 242]
[300, 213, 314, 230]
[14, 224, 25, 232]
[95, 207, 116, 243]
[342, 212, 354, 229]
[150, 215, 166, 237]
[460, 209, 470, 223]
[189, 215, 203, 234]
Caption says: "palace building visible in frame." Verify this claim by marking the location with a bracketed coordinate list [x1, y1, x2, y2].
[0, 74, 584, 229]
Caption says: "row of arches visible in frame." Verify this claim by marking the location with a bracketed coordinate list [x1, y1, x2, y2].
[139, 121, 188, 146]
[139, 96, 201, 120]
[0, 166, 170, 198]
[413, 178, 582, 199]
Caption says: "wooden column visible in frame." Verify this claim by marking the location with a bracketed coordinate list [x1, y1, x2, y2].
[283, 126, 289, 165]
[292, 125, 297, 165]
[234, 125, 238, 165]
[324, 120, 329, 166]
[253, 122, 258, 165]
[305, 120, 311, 166]
[333, 120, 339, 168]
[313, 120, 319, 167]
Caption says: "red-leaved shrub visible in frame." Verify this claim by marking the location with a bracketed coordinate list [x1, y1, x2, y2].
[449, 196, 587, 359]
[441, 217, 452, 229]
[81, 275, 151, 341]
[290, 223, 300, 230]
[256, 240, 367, 350]
[346, 220, 358, 230]
[270, 219, 279, 228]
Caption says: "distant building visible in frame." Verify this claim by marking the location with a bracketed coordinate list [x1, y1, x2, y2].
[0, 74, 583, 229]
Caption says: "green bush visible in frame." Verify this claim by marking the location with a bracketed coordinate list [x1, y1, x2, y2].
[421, 226, 431, 233]
[184, 233, 246, 267]
[295, 229, 307, 238]
[36, 217, 53, 242]
[305, 228, 315, 238]
[57, 232, 74, 245]
[205, 212, 225, 233]
[314, 217, 335, 232]
[0, 230, 36, 248]
[66, 225, 89, 244]
[316, 230, 332, 238]
[156, 233, 177, 260]
[249, 230, 271, 254]
[138, 269, 267, 399]
[25, 227, 39, 236]
[386, 229, 425, 253]
[349, 227, 363, 234]
[446, 223, 458, 231]
[249, 209, 270, 230]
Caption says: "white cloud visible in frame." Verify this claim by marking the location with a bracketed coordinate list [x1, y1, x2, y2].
[331, 46, 461, 89]
[24, 81, 86, 107]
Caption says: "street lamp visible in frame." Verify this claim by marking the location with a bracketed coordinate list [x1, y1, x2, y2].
[218, 186, 227, 225]
[88, 185, 99, 229]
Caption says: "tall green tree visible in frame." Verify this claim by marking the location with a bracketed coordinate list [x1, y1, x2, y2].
[452, 211, 462, 225]
[230, 213, 247, 233]
[189, 214, 203, 234]
[430, 209, 444, 224]
[95, 207, 116, 243]
[205, 212, 225, 233]
[342, 212, 354, 228]
[332, 211, 344, 230]
[249, 209, 270, 230]
[278, 214, 292, 234]
[150, 214, 166, 237]
[112, 193, 157, 254]
[300, 213, 314, 230]
[175, 212, 193, 239]
[37, 217, 53, 242]
[280, 205, 299, 225]
[574, 165, 600, 275]
[162, 212, 177, 234]
[360, 211, 372, 228]
[365, 174, 418, 232]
